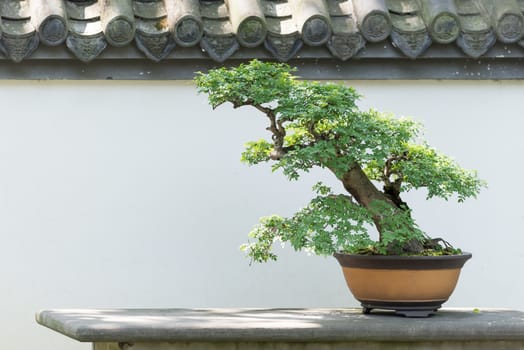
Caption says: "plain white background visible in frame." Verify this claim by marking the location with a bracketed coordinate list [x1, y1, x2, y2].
[0, 80, 522, 350]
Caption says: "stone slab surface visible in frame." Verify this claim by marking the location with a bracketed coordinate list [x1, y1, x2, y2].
[93, 340, 524, 350]
[36, 308, 524, 343]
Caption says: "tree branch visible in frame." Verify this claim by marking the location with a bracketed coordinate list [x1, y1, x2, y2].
[307, 121, 321, 140]
[382, 152, 408, 195]
[382, 154, 408, 209]
[240, 100, 287, 160]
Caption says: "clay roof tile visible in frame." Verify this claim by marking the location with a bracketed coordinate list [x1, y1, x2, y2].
[0, 0, 521, 62]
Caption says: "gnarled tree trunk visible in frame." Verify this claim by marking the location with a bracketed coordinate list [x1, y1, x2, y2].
[335, 164, 424, 253]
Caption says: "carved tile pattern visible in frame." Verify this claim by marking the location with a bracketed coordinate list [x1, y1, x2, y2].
[497, 14, 524, 43]
[302, 17, 331, 46]
[457, 31, 496, 58]
[135, 32, 176, 61]
[106, 18, 135, 47]
[237, 18, 267, 47]
[200, 35, 239, 62]
[66, 34, 107, 62]
[175, 18, 203, 47]
[387, 0, 430, 58]
[0, 33, 39, 62]
[264, 34, 303, 62]
[391, 30, 431, 58]
[361, 13, 391, 42]
[40, 16, 68, 46]
[431, 14, 459, 44]
[327, 33, 365, 60]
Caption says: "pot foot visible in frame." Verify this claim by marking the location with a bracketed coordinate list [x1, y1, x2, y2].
[362, 307, 372, 314]
[360, 301, 444, 318]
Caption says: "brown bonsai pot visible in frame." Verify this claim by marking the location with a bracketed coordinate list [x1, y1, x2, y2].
[334, 252, 472, 317]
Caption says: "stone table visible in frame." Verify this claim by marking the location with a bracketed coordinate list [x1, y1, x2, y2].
[36, 308, 524, 350]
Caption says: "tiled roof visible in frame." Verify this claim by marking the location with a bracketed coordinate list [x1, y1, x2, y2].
[1, 0, 524, 63]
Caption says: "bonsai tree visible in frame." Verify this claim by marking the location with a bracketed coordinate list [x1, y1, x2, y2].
[195, 60, 485, 262]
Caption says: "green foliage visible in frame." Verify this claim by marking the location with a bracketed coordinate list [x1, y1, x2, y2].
[198, 61, 422, 182]
[240, 184, 375, 263]
[240, 185, 429, 262]
[195, 60, 295, 109]
[364, 142, 486, 201]
[196, 60, 486, 260]
[396, 144, 486, 202]
[241, 139, 273, 164]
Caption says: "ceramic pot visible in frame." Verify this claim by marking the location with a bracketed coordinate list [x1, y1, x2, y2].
[334, 252, 472, 317]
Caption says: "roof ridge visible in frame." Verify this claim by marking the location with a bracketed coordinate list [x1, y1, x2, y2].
[0, 0, 522, 62]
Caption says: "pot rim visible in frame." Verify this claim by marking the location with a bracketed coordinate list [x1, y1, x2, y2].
[334, 252, 472, 270]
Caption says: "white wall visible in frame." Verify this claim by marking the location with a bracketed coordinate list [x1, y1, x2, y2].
[0, 80, 522, 350]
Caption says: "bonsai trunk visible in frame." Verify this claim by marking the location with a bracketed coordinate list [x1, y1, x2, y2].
[335, 164, 424, 254]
